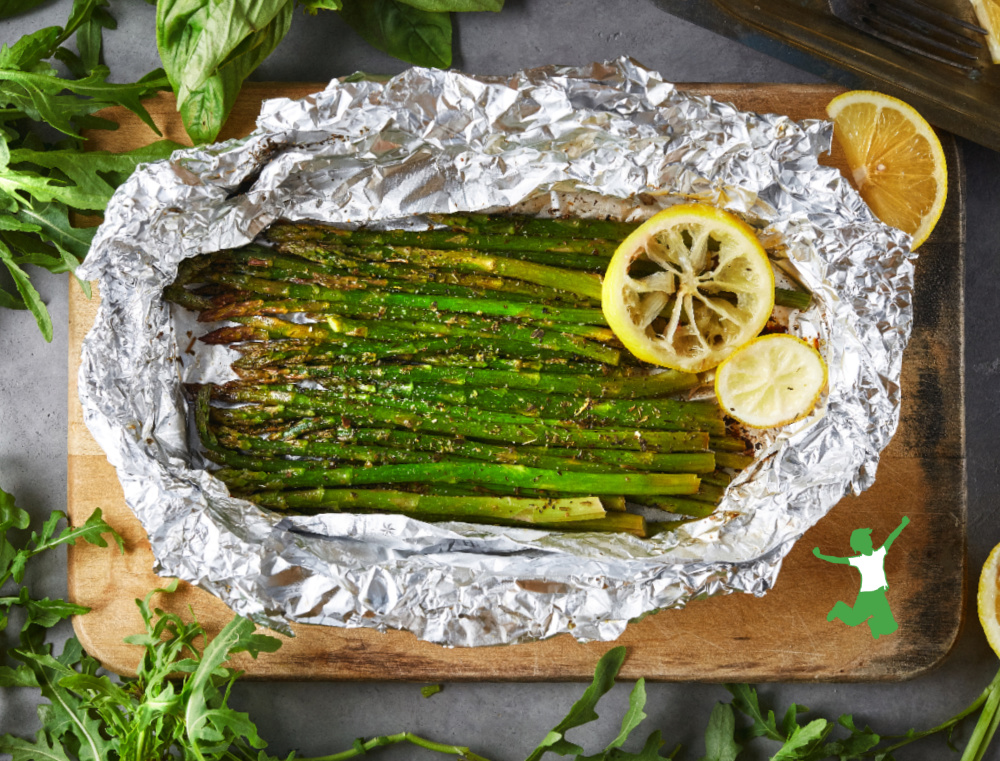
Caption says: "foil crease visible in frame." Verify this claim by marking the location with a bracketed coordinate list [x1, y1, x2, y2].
[78, 58, 914, 646]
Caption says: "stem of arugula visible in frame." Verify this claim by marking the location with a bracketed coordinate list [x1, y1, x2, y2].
[870, 667, 1000, 757]
[297, 731, 492, 761]
[959, 669, 1000, 761]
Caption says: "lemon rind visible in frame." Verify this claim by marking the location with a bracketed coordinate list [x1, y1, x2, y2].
[601, 203, 775, 373]
[826, 90, 947, 251]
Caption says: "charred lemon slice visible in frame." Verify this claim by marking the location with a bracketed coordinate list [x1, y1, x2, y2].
[715, 334, 827, 428]
[602, 204, 774, 373]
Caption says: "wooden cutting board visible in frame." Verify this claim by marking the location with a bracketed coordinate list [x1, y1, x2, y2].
[67, 82, 965, 681]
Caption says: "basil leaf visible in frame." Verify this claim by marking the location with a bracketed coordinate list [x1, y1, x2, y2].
[340, 0, 452, 69]
[397, 0, 503, 11]
[301, 0, 342, 11]
[175, 3, 293, 144]
[157, 0, 293, 143]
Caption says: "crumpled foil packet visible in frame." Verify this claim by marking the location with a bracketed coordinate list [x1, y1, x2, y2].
[78, 58, 913, 645]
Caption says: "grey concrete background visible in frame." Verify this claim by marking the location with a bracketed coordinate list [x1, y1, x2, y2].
[1, 1, 998, 759]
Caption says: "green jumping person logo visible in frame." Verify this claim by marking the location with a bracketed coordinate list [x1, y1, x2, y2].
[812, 516, 910, 639]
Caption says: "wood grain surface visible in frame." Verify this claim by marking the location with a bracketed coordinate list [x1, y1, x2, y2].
[67, 82, 966, 681]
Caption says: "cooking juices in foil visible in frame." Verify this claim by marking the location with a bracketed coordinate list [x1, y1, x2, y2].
[77, 58, 913, 645]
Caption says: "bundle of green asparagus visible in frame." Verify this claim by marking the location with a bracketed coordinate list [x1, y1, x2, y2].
[169, 213, 769, 538]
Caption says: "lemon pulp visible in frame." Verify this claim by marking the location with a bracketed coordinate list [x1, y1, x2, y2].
[602, 203, 774, 374]
[826, 90, 947, 250]
[714, 334, 827, 429]
[979, 542, 1000, 658]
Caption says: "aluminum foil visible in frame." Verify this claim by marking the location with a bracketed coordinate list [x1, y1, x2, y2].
[77, 58, 914, 646]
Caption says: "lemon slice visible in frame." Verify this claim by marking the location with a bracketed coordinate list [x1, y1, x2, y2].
[602, 204, 774, 373]
[970, 0, 1000, 63]
[826, 90, 947, 250]
[714, 334, 827, 428]
[979, 542, 1000, 658]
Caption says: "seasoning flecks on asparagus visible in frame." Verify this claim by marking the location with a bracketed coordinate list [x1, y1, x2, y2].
[167, 214, 758, 533]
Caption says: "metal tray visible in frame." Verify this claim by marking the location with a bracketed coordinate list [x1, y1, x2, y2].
[649, 0, 1000, 151]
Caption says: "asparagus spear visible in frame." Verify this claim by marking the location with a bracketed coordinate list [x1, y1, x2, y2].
[246, 487, 608, 525]
[201, 271, 607, 322]
[200, 297, 618, 344]
[260, 378, 726, 435]
[212, 382, 708, 435]
[214, 460, 699, 495]
[214, 247, 597, 306]
[426, 213, 638, 241]
[325, 428, 709, 455]
[205, 314, 621, 366]
[773, 287, 812, 311]
[216, 426, 714, 475]
[232, 339, 606, 374]
[627, 495, 716, 518]
[267, 222, 620, 258]
[280, 236, 613, 272]
[208, 399, 713, 454]
[223, 362, 698, 399]
[714, 452, 755, 470]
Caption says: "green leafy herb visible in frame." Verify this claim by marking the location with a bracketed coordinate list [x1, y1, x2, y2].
[422, 683, 444, 698]
[0, 2, 179, 340]
[700, 703, 741, 761]
[0, 0, 49, 19]
[155, 0, 294, 144]
[339, 0, 453, 68]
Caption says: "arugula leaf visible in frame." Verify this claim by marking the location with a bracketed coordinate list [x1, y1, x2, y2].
[0, 286, 26, 309]
[0, 26, 62, 70]
[1, 508, 122, 587]
[782, 703, 810, 738]
[524, 646, 626, 761]
[726, 683, 784, 742]
[11, 627, 112, 761]
[820, 715, 881, 758]
[606, 679, 649, 752]
[0, 588, 91, 631]
[0, 483, 30, 595]
[700, 703, 741, 761]
[0, 482, 30, 530]
[772, 719, 832, 761]
[339, 0, 453, 69]
[0, 662, 40, 688]
[0, 66, 166, 138]
[77, 3, 116, 73]
[0, 240, 52, 340]
[0, 729, 77, 761]
[9, 140, 181, 211]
